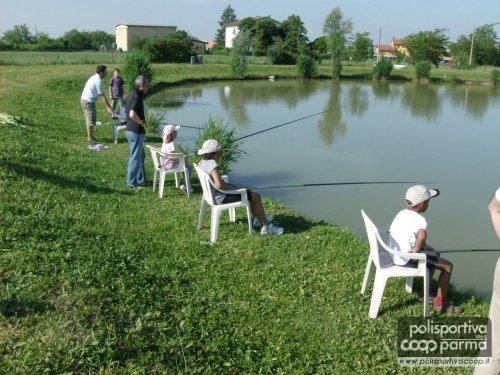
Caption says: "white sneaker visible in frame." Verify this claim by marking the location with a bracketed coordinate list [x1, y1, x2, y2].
[253, 215, 273, 228]
[179, 184, 186, 192]
[260, 223, 284, 235]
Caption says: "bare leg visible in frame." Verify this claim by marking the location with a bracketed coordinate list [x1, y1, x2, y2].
[250, 192, 269, 226]
[87, 125, 94, 140]
[434, 258, 453, 301]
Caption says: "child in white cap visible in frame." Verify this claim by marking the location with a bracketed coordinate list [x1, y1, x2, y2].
[388, 185, 461, 314]
[197, 139, 284, 235]
[161, 124, 192, 191]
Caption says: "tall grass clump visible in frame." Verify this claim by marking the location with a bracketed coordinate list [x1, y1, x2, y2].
[414, 60, 432, 81]
[195, 117, 245, 173]
[373, 60, 393, 80]
[122, 52, 154, 92]
[296, 54, 318, 78]
[490, 69, 500, 84]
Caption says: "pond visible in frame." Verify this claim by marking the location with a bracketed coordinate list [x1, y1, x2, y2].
[149, 79, 500, 298]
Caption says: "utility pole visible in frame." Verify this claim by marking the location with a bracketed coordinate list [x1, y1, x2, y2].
[468, 27, 475, 65]
[377, 27, 381, 62]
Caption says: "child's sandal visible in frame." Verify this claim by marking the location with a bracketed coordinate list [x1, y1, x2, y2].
[433, 301, 462, 314]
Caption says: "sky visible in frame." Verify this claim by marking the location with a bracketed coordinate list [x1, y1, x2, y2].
[1, 0, 499, 45]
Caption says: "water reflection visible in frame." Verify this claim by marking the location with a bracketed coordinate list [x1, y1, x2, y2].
[318, 81, 347, 146]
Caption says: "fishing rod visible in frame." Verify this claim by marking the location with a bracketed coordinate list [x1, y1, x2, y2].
[439, 249, 499, 254]
[160, 123, 203, 130]
[234, 106, 345, 142]
[146, 99, 216, 106]
[251, 181, 427, 190]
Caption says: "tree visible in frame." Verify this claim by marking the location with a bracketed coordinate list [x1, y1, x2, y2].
[230, 29, 251, 78]
[450, 24, 499, 67]
[281, 14, 308, 54]
[405, 28, 449, 67]
[350, 32, 374, 61]
[61, 29, 92, 50]
[323, 7, 353, 79]
[214, 5, 237, 48]
[311, 36, 327, 56]
[252, 18, 280, 56]
[1, 24, 34, 47]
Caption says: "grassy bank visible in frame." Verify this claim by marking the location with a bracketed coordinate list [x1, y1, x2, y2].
[0, 63, 489, 373]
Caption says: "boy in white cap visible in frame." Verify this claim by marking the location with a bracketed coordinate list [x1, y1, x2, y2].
[161, 124, 192, 192]
[388, 185, 461, 314]
[197, 139, 284, 235]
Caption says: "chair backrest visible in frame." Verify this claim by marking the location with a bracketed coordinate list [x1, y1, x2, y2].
[193, 163, 216, 206]
[361, 210, 394, 269]
[146, 145, 161, 170]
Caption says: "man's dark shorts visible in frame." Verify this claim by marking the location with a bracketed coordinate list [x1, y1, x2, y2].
[406, 251, 440, 269]
[220, 189, 252, 204]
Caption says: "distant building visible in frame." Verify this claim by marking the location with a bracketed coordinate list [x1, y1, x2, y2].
[115, 24, 207, 54]
[225, 16, 281, 48]
[374, 37, 409, 61]
[115, 24, 177, 52]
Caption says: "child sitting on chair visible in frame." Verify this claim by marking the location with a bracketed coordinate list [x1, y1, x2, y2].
[161, 124, 192, 192]
[197, 139, 284, 235]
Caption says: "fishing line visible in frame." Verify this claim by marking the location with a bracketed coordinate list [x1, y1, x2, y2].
[234, 105, 345, 142]
[439, 249, 499, 254]
[251, 181, 427, 189]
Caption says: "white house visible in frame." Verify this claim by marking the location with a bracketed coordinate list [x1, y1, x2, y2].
[224, 16, 281, 49]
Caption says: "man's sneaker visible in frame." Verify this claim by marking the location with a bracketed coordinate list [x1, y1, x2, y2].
[180, 184, 187, 192]
[253, 215, 273, 228]
[260, 223, 284, 235]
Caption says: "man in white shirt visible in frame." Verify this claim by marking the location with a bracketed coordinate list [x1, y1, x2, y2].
[80, 65, 113, 141]
[388, 185, 461, 314]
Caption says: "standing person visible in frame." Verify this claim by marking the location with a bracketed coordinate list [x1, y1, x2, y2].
[125, 75, 149, 189]
[197, 139, 284, 235]
[160, 124, 192, 193]
[475, 188, 500, 375]
[388, 185, 462, 314]
[80, 65, 113, 142]
[108, 68, 125, 116]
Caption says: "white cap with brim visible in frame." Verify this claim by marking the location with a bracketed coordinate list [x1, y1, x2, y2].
[197, 139, 222, 155]
[405, 185, 440, 207]
[163, 124, 180, 136]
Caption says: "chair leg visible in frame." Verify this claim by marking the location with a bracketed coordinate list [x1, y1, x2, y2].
[423, 270, 429, 318]
[152, 170, 158, 192]
[229, 208, 236, 222]
[175, 173, 180, 188]
[405, 277, 414, 293]
[369, 272, 388, 319]
[159, 172, 166, 198]
[210, 209, 221, 243]
[184, 170, 191, 198]
[246, 206, 252, 235]
[197, 200, 206, 230]
[361, 258, 373, 294]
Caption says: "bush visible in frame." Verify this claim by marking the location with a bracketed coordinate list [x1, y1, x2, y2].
[414, 60, 432, 80]
[296, 55, 318, 78]
[373, 60, 393, 80]
[491, 69, 500, 84]
[122, 52, 153, 92]
[267, 39, 296, 65]
[195, 118, 245, 174]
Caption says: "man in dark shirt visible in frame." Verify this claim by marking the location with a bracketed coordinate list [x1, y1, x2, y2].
[125, 75, 149, 189]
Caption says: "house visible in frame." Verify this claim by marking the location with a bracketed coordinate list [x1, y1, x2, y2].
[225, 16, 281, 48]
[374, 37, 409, 61]
[115, 24, 207, 54]
[115, 24, 177, 52]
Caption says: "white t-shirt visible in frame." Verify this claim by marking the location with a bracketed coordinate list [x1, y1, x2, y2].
[81, 73, 105, 102]
[160, 141, 176, 169]
[388, 209, 428, 265]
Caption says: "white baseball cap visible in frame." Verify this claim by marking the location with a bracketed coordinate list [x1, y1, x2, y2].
[163, 124, 180, 136]
[197, 139, 222, 155]
[405, 185, 440, 207]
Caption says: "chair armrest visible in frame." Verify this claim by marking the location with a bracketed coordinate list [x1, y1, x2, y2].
[377, 231, 427, 261]
[220, 188, 247, 195]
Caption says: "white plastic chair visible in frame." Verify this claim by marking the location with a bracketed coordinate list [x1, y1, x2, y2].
[146, 145, 191, 198]
[360, 209, 429, 318]
[112, 107, 127, 144]
[193, 163, 252, 243]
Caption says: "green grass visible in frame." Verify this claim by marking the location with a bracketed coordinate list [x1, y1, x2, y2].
[0, 62, 490, 374]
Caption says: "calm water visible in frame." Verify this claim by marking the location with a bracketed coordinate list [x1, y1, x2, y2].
[150, 80, 500, 298]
